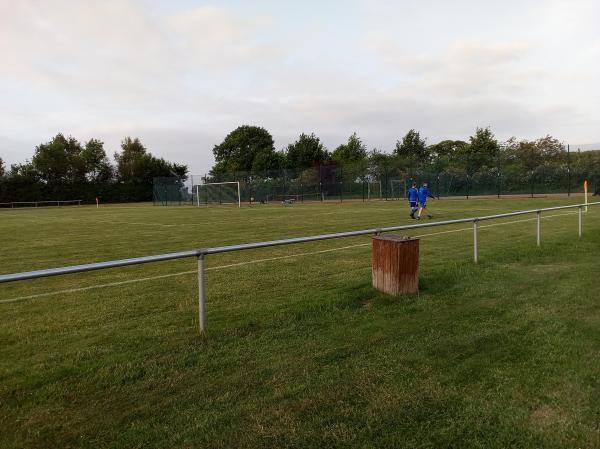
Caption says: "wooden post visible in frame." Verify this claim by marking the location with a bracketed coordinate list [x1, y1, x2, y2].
[372, 235, 419, 295]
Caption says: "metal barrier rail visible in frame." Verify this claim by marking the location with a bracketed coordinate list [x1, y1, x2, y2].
[0, 200, 82, 208]
[1, 201, 598, 333]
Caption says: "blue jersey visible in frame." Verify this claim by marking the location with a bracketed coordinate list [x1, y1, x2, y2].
[407, 187, 419, 202]
[418, 186, 434, 204]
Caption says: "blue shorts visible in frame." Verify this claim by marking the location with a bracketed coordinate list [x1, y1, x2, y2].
[409, 201, 418, 208]
[420, 202, 427, 208]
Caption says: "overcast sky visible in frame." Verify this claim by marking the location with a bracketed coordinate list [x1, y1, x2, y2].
[1, 0, 599, 174]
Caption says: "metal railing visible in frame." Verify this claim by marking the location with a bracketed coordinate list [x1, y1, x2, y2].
[0, 200, 82, 208]
[1, 201, 598, 333]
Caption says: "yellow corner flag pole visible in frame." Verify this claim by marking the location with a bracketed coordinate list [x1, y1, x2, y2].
[584, 180, 588, 212]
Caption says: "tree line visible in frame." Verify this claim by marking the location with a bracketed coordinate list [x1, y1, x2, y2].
[0, 134, 187, 203]
[210, 125, 600, 195]
[212, 125, 598, 176]
[1, 126, 598, 204]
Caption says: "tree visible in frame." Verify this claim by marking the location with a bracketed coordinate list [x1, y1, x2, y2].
[534, 135, 565, 163]
[427, 140, 468, 159]
[368, 148, 393, 164]
[331, 133, 367, 162]
[505, 138, 540, 173]
[81, 139, 113, 183]
[465, 127, 500, 172]
[394, 129, 428, 161]
[505, 136, 564, 171]
[114, 137, 147, 182]
[32, 133, 86, 184]
[114, 137, 188, 185]
[428, 140, 469, 172]
[8, 162, 37, 179]
[590, 151, 600, 194]
[0, 158, 5, 177]
[285, 133, 329, 170]
[252, 150, 284, 173]
[211, 125, 278, 174]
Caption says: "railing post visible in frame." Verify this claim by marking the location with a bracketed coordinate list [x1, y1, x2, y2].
[578, 206, 582, 239]
[473, 219, 478, 263]
[197, 254, 206, 334]
[536, 210, 541, 247]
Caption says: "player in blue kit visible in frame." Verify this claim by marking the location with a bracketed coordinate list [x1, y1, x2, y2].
[407, 181, 419, 219]
[417, 182, 435, 219]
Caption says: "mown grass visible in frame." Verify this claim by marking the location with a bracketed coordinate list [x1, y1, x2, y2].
[1, 198, 600, 448]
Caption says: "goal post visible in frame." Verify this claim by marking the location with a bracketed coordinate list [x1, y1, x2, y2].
[389, 179, 406, 200]
[367, 181, 382, 201]
[196, 181, 241, 208]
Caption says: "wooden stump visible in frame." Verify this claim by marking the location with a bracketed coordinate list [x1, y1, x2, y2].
[372, 235, 419, 295]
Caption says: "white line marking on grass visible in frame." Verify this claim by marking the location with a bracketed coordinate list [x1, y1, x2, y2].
[0, 271, 197, 304]
[0, 211, 577, 304]
[95, 220, 181, 228]
[0, 244, 370, 303]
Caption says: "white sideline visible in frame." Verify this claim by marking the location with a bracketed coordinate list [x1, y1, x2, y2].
[0, 212, 577, 304]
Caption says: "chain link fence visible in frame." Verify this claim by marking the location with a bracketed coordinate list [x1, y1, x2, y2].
[155, 161, 600, 205]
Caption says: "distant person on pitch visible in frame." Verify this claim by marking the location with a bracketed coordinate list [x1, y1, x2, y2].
[407, 181, 419, 219]
[417, 182, 435, 220]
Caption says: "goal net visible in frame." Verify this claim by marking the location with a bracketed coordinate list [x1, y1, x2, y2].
[196, 182, 241, 207]
[367, 181, 382, 201]
[389, 179, 406, 200]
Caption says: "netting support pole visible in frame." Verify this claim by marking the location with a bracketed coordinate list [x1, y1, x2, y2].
[340, 165, 343, 203]
[319, 165, 323, 202]
[578, 206, 582, 239]
[536, 210, 541, 247]
[197, 254, 206, 334]
[473, 220, 478, 264]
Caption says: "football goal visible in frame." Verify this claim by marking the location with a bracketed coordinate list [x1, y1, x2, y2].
[389, 179, 406, 200]
[196, 182, 241, 207]
[367, 181, 382, 201]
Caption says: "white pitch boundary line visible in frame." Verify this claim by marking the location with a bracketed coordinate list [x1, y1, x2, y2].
[0, 211, 577, 304]
[79, 206, 546, 228]
[95, 220, 181, 228]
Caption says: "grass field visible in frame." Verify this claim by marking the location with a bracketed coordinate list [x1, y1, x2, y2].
[1, 197, 600, 448]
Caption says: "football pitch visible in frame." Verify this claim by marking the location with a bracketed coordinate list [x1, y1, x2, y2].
[1, 197, 600, 448]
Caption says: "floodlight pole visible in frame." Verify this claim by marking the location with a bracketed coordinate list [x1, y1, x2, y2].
[536, 210, 541, 247]
[473, 219, 478, 263]
[197, 254, 206, 334]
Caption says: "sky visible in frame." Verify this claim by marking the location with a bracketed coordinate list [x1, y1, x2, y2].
[1, 0, 599, 175]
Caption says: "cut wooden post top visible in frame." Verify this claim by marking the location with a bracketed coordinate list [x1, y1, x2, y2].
[372, 235, 419, 242]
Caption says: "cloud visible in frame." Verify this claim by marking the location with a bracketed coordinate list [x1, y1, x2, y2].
[0, 0, 599, 174]
[167, 5, 281, 71]
[362, 35, 536, 96]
